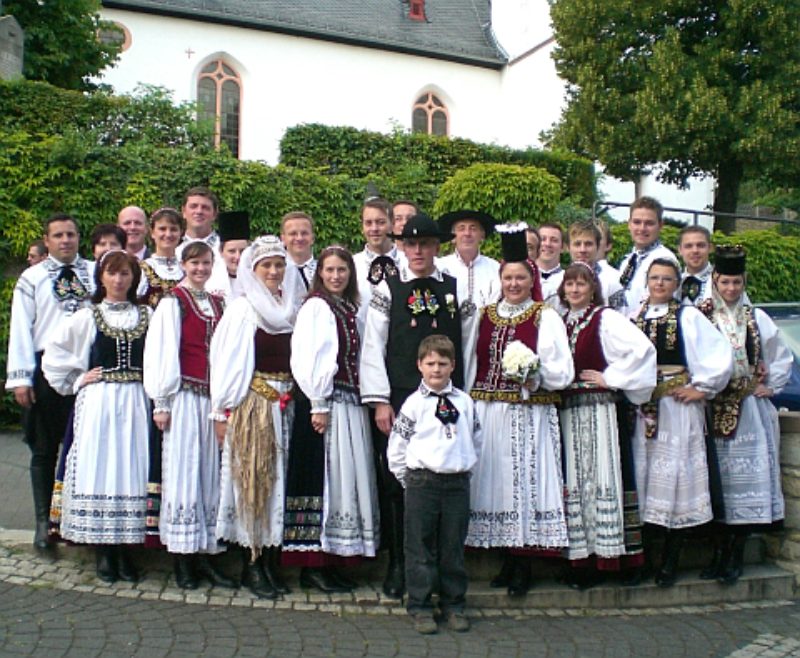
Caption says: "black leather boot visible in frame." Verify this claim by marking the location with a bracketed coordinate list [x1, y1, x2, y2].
[507, 556, 532, 597]
[243, 559, 277, 599]
[115, 546, 139, 583]
[490, 551, 514, 588]
[260, 548, 289, 594]
[300, 567, 348, 593]
[196, 554, 238, 589]
[382, 500, 405, 599]
[30, 464, 54, 552]
[655, 530, 684, 588]
[328, 567, 358, 591]
[96, 546, 118, 583]
[174, 554, 199, 589]
[718, 533, 748, 586]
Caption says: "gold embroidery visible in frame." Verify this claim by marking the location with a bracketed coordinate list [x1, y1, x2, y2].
[712, 375, 759, 439]
[486, 302, 543, 327]
[470, 389, 560, 405]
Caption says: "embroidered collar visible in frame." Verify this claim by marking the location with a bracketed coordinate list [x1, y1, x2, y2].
[497, 298, 534, 318]
[101, 300, 133, 312]
[152, 255, 179, 267]
[398, 264, 444, 283]
[684, 262, 712, 281]
[182, 231, 220, 248]
[540, 264, 563, 277]
[46, 255, 82, 270]
[361, 244, 397, 264]
[635, 240, 662, 258]
[419, 380, 454, 397]
[454, 250, 482, 267]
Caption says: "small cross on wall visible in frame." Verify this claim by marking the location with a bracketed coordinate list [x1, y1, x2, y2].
[185, 47, 195, 59]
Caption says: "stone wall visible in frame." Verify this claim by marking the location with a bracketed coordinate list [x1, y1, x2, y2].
[765, 412, 800, 585]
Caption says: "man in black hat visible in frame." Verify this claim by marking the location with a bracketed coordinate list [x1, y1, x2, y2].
[438, 210, 500, 319]
[360, 213, 468, 599]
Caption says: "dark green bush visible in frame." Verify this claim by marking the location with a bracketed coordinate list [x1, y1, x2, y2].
[280, 124, 596, 206]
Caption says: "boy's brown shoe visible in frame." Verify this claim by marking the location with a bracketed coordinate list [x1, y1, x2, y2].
[446, 612, 470, 632]
[412, 613, 438, 635]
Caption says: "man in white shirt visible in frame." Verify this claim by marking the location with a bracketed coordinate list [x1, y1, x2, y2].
[279, 211, 316, 292]
[678, 225, 713, 305]
[566, 220, 625, 309]
[618, 196, 679, 314]
[353, 197, 401, 328]
[118, 206, 149, 260]
[6, 213, 95, 552]
[391, 200, 418, 258]
[437, 210, 500, 319]
[536, 222, 566, 300]
[178, 187, 231, 296]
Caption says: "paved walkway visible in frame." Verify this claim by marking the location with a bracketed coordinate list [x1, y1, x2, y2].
[2, 432, 800, 656]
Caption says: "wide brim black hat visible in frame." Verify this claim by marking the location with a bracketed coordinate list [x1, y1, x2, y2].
[217, 210, 250, 242]
[437, 209, 497, 237]
[389, 213, 453, 242]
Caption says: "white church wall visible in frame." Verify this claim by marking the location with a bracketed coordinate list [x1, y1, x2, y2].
[99, 8, 503, 164]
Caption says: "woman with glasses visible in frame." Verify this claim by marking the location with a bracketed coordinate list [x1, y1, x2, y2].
[631, 258, 732, 587]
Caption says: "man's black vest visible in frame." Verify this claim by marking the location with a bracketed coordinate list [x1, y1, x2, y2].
[386, 274, 463, 391]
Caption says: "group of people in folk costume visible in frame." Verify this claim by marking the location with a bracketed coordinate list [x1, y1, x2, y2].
[6, 187, 792, 633]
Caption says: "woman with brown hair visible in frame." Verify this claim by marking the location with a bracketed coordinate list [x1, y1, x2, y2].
[144, 241, 236, 590]
[557, 262, 655, 589]
[44, 251, 150, 583]
[285, 245, 380, 592]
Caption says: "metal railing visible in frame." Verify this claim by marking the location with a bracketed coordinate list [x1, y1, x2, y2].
[592, 200, 800, 227]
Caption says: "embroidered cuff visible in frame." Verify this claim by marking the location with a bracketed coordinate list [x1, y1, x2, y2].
[209, 411, 228, 422]
[310, 398, 330, 414]
[5, 370, 34, 390]
[362, 396, 390, 406]
[153, 398, 172, 415]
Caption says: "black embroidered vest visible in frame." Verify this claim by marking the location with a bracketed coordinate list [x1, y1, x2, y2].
[386, 274, 463, 391]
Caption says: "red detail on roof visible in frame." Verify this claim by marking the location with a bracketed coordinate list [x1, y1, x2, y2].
[409, 0, 425, 21]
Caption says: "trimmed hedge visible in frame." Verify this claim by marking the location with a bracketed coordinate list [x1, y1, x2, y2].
[280, 124, 596, 206]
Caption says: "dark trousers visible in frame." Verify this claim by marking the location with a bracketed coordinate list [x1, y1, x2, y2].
[24, 355, 74, 523]
[404, 469, 470, 615]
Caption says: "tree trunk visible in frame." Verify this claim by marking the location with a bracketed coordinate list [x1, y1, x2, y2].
[713, 160, 743, 234]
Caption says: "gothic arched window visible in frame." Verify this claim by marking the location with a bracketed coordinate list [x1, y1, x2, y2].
[412, 92, 449, 136]
[198, 59, 241, 158]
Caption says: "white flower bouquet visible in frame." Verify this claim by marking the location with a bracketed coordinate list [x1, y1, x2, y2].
[501, 340, 540, 384]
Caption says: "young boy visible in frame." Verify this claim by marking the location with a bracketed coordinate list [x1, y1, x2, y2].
[387, 335, 482, 635]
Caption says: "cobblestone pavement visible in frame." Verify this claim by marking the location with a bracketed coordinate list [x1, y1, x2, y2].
[1, 573, 799, 657]
[3, 434, 800, 656]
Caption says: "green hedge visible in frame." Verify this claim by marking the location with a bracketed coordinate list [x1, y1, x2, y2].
[280, 124, 596, 206]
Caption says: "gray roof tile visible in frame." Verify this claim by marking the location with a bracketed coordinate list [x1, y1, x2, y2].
[102, 0, 507, 68]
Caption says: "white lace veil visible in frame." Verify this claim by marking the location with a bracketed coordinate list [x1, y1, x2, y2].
[238, 236, 301, 333]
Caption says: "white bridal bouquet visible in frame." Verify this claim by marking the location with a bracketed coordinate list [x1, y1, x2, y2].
[501, 340, 540, 385]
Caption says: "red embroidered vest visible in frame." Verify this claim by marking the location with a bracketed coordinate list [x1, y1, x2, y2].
[471, 303, 542, 402]
[175, 286, 224, 395]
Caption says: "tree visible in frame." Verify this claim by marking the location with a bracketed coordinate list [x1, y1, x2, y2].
[548, 0, 800, 231]
[3, 0, 121, 90]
